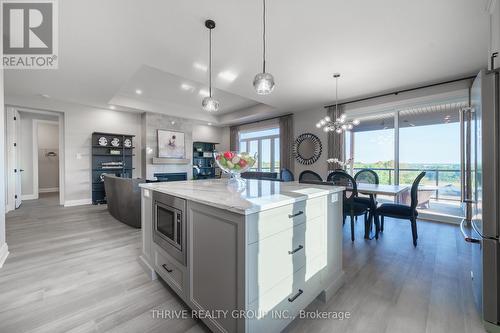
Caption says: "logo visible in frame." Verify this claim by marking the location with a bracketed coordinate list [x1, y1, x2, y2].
[2, 0, 58, 69]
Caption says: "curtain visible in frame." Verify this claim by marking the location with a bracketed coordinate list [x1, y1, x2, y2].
[229, 125, 239, 151]
[279, 114, 294, 173]
[327, 105, 345, 171]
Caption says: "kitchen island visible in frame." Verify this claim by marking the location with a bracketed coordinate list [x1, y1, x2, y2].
[139, 179, 345, 333]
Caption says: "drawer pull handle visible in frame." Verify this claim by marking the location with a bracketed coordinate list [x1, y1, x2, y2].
[162, 264, 173, 273]
[288, 245, 304, 255]
[288, 289, 303, 303]
[288, 211, 304, 218]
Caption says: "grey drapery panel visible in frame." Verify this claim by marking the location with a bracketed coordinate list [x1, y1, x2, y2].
[229, 126, 239, 151]
[279, 114, 294, 173]
[327, 105, 345, 171]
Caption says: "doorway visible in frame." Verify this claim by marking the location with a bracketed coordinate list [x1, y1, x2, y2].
[5, 108, 64, 211]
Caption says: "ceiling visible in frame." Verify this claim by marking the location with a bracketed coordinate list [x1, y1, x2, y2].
[4, 0, 490, 125]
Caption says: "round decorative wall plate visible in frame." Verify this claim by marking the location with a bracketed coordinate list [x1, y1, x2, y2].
[111, 138, 120, 147]
[123, 138, 132, 148]
[293, 133, 322, 165]
[98, 137, 108, 146]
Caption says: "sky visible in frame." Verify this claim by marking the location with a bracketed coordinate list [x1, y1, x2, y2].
[350, 122, 460, 165]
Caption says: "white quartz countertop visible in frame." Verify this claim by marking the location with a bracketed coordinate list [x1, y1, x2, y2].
[139, 179, 344, 215]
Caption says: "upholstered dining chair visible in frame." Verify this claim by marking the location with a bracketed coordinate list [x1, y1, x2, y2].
[280, 168, 295, 182]
[354, 169, 379, 226]
[326, 169, 346, 182]
[298, 170, 322, 183]
[328, 171, 369, 241]
[374, 171, 426, 246]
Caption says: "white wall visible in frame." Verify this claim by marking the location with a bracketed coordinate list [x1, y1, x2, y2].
[18, 112, 58, 198]
[293, 107, 330, 179]
[0, 2, 8, 267]
[490, 0, 500, 67]
[64, 107, 141, 204]
[38, 123, 59, 191]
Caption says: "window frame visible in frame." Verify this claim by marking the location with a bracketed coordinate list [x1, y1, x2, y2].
[239, 128, 280, 173]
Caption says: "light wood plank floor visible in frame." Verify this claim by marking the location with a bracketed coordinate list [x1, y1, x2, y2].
[0, 193, 487, 333]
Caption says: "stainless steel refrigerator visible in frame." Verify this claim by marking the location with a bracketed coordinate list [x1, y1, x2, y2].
[461, 68, 500, 331]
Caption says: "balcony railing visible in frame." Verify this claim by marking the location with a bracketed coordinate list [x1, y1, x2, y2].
[352, 167, 461, 202]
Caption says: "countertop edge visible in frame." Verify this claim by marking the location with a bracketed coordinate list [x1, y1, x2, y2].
[139, 181, 344, 215]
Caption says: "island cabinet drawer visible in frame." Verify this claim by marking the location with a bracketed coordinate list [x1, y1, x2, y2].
[247, 197, 324, 244]
[247, 216, 325, 304]
[153, 244, 186, 297]
[247, 256, 324, 333]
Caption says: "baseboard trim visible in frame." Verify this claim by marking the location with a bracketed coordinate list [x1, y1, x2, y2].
[64, 199, 92, 207]
[39, 187, 59, 193]
[22, 194, 38, 200]
[318, 270, 345, 303]
[138, 255, 157, 281]
[0, 243, 9, 268]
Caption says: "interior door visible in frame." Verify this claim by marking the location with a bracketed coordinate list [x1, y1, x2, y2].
[13, 110, 22, 209]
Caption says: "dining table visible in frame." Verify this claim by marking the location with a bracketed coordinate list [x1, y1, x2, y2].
[354, 183, 411, 239]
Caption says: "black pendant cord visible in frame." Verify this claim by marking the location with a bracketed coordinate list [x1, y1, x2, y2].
[262, 0, 266, 74]
[335, 76, 338, 114]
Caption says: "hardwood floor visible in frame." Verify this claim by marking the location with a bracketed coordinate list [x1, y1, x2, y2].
[0, 193, 486, 333]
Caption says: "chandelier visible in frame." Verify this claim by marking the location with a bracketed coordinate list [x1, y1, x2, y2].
[316, 73, 359, 133]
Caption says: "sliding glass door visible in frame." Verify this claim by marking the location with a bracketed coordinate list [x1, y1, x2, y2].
[346, 101, 468, 221]
[398, 105, 464, 219]
[347, 112, 395, 185]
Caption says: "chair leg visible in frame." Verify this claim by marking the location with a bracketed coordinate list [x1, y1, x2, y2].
[380, 215, 385, 232]
[411, 217, 418, 247]
[374, 214, 380, 239]
[350, 213, 355, 242]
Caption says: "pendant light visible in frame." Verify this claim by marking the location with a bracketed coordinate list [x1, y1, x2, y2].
[316, 74, 360, 133]
[253, 0, 275, 95]
[202, 19, 220, 112]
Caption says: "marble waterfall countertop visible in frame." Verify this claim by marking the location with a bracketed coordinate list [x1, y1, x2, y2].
[139, 179, 344, 215]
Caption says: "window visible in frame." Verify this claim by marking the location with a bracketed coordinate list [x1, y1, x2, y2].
[239, 127, 280, 172]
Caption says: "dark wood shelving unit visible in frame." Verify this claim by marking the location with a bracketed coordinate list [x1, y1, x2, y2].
[193, 141, 218, 179]
[92, 132, 135, 204]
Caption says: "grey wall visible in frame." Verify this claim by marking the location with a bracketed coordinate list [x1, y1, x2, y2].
[141, 112, 227, 180]
[38, 123, 59, 191]
[18, 112, 59, 198]
[293, 107, 330, 179]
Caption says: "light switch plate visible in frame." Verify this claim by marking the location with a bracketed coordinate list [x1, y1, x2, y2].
[144, 189, 150, 198]
[331, 193, 339, 203]
[76, 153, 82, 160]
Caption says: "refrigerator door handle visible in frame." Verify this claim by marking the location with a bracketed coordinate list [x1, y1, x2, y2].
[460, 219, 481, 243]
[460, 107, 474, 204]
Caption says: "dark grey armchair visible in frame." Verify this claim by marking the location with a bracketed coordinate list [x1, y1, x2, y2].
[103, 175, 145, 228]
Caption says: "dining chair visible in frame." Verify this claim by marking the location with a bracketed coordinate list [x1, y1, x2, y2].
[328, 171, 369, 241]
[354, 169, 379, 226]
[326, 169, 346, 182]
[280, 168, 295, 182]
[298, 170, 322, 182]
[374, 171, 426, 246]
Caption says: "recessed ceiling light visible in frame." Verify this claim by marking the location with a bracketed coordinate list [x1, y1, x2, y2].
[199, 89, 210, 97]
[181, 83, 194, 91]
[171, 121, 176, 125]
[218, 71, 237, 82]
[40, 94, 50, 98]
[135, 89, 143, 95]
[207, 122, 212, 126]
[109, 105, 116, 110]
[193, 62, 208, 71]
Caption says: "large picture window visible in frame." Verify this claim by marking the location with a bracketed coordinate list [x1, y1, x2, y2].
[239, 127, 280, 172]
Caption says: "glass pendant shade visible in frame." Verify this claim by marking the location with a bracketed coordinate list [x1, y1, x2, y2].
[202, 96, 220, 112]
[253, 72, 275, 95]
